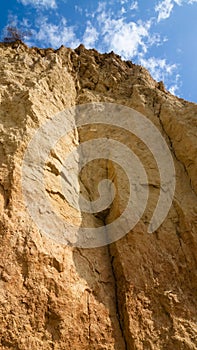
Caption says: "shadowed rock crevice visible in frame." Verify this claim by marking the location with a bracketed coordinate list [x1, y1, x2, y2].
[107, 247, 129, 350]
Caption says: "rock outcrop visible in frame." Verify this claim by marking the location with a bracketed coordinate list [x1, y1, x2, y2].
[0, 41, 197, 349]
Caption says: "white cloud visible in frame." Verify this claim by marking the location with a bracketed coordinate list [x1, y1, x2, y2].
[155, 0, 174, 22]
[74, 5, 83, 15]
[97, 1, 107, 13]
[18, 0, 57, 9]
[35, 17, 80, 48]
[96, 9, 155, 59]
[155, 0, 197, 22]
[120, 0, 129, 4]
[83, 21, 99, 48]
[6, 14, 18, 27]
[139, 56, 178, 84]
[169, 74, 181, 95]
[120, 6, 126, 14]
[169, 82, 179, 95]
[102, 20, 150, 59]
[130, 1, 138, 10]
[140, 56, 181, 95]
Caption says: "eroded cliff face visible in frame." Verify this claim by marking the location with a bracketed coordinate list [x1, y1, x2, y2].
[0, 41, 197, 350]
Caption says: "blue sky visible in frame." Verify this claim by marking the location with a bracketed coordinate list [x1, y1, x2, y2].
[0, 0, 197, 103]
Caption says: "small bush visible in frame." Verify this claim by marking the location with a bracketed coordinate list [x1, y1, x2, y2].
[3, 26, 31, 43]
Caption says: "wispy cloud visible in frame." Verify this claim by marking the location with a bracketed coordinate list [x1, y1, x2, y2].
[155, 0, 197, 22]
[6, 13, 18, 27]
[120, 0, 129, 4]
[83, 21, 99, 48]
[102, 20, 151, 59]
[169, 79, 180, 95]
[18, 0, 57, 9]
[155, 0, 174, 22]
[118, 0, 138, 14]
[97, 1, 107, 13]
[96, 8, 156, 59]
[130, 1, 138, 10]
[34, 17, 80, 48]
[139, 56, 181, 94]
[140, 56, 178, 81]
[74, 5, 83, 15]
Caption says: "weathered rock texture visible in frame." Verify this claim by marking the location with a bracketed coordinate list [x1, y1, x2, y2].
[0, 41, 197, 349]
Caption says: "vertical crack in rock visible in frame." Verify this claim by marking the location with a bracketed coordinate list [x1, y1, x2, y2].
[107, 243, 128, 350]
[78, 158, 128, 349]
[156, 101, 197, 198]
[91, 210, 128, 350]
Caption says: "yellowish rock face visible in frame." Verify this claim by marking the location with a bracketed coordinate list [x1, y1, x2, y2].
[0, 42, 197, 350]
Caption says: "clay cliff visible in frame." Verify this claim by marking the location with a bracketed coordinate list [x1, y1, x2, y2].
[0, 41, 197, 350]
